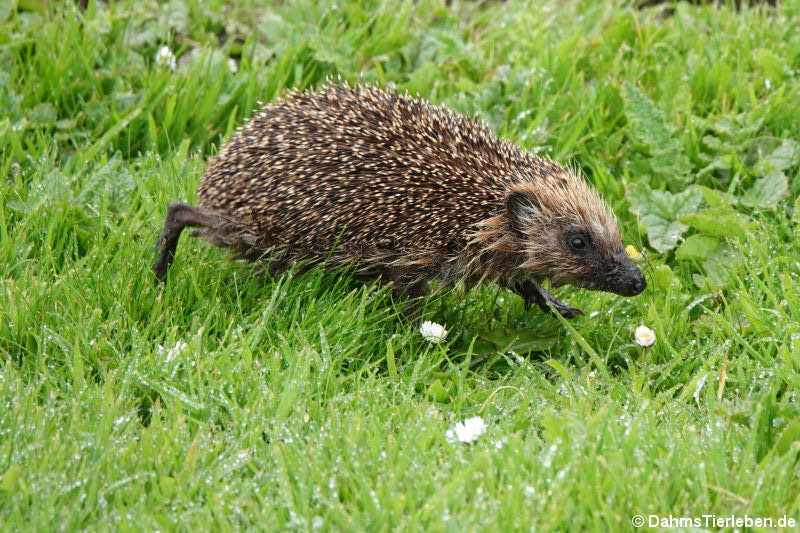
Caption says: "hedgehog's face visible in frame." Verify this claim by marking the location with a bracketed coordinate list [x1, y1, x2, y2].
[506, 181, 646, 297]
[542, 224, 646, 297]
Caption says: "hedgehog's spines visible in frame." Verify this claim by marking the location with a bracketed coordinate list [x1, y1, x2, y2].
[191, 83, 625, 298]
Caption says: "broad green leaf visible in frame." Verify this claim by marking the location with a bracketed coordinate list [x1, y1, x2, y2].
[702, 242, 738, 286]
[697, 155, 733, 176]
[622, 82, 671, 149]
[622, 82, 691, 179]
[693, 185, 731, 209]
[679, 208, 750, 241]
[675, 234, 720, 261]
[760, 139, 799, 172]
[694, 113, 765, 176]
[702, 134, 735, 153]
[741, 170, 788, 209]
[626, 183, 702, 253]
[650, 264, 682, 292]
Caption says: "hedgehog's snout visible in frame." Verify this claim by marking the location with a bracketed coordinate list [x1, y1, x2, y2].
[603, 254, 646, 297]
[617, 267, 646, 296]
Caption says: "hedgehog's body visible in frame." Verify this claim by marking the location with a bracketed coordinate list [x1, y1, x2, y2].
[154, 85, 645, 317]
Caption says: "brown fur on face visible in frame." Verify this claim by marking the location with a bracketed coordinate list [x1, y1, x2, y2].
[507, 174, 625, 286]
[465, 169, 642, 297]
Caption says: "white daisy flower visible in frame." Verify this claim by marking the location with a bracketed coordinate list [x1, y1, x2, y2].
[634, 325, 656, 347]
[154, 46, 177, 71]
[420, 321, 447, 343]
[446, 416, 487, 444]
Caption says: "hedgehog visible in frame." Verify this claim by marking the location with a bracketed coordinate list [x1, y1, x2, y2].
[153, 84, 645, 318]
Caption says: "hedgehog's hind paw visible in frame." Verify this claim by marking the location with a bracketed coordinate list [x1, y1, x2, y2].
[153, 234, 173, 282]
[517, 280, 583, 319]
[153, 201, 221, 282]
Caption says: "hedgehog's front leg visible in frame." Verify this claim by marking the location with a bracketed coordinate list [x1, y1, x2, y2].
[153, 201, 222, 281]
[515, 280, 584, 319]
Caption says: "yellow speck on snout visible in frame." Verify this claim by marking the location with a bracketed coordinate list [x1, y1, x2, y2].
[625, 245, 642, 261]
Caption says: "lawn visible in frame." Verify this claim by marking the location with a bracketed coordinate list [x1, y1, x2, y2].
[1, 0, 800, 530]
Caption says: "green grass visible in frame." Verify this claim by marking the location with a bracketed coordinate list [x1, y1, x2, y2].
[2, 0, 800, 530]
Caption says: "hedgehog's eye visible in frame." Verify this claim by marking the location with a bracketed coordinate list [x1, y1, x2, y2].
[568, 234, 590, 252]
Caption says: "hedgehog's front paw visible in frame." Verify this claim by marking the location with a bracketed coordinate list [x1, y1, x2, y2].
[517, 280, 583, 319]
[547, 300, 584, 319]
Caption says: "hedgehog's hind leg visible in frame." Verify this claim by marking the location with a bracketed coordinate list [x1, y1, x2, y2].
[515, 280, 584, 319]
[153, 201, 222, 281]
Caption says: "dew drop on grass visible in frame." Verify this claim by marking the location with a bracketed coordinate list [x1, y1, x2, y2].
[693, 374, 708, 406]
[113, 415, 131, 430]
[541, 443, 558, 468]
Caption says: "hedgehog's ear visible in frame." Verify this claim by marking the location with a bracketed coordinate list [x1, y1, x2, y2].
[506, 190, 541, 231]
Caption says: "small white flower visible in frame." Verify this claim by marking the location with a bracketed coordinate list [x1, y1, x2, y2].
[765, 78, 772, 90]
[154, 46, 176, 71]
[228, 58, 238, 73]
[420, 321, 447, 343]
[156, 340, 188, 362]
[634, 325, 656, 347]
[524, 485, 536, 497]
[446, 416, 487, 443]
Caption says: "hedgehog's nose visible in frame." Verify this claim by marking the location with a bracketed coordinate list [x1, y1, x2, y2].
[631, 274, 646, 295]
[614, 254, 646, 297]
